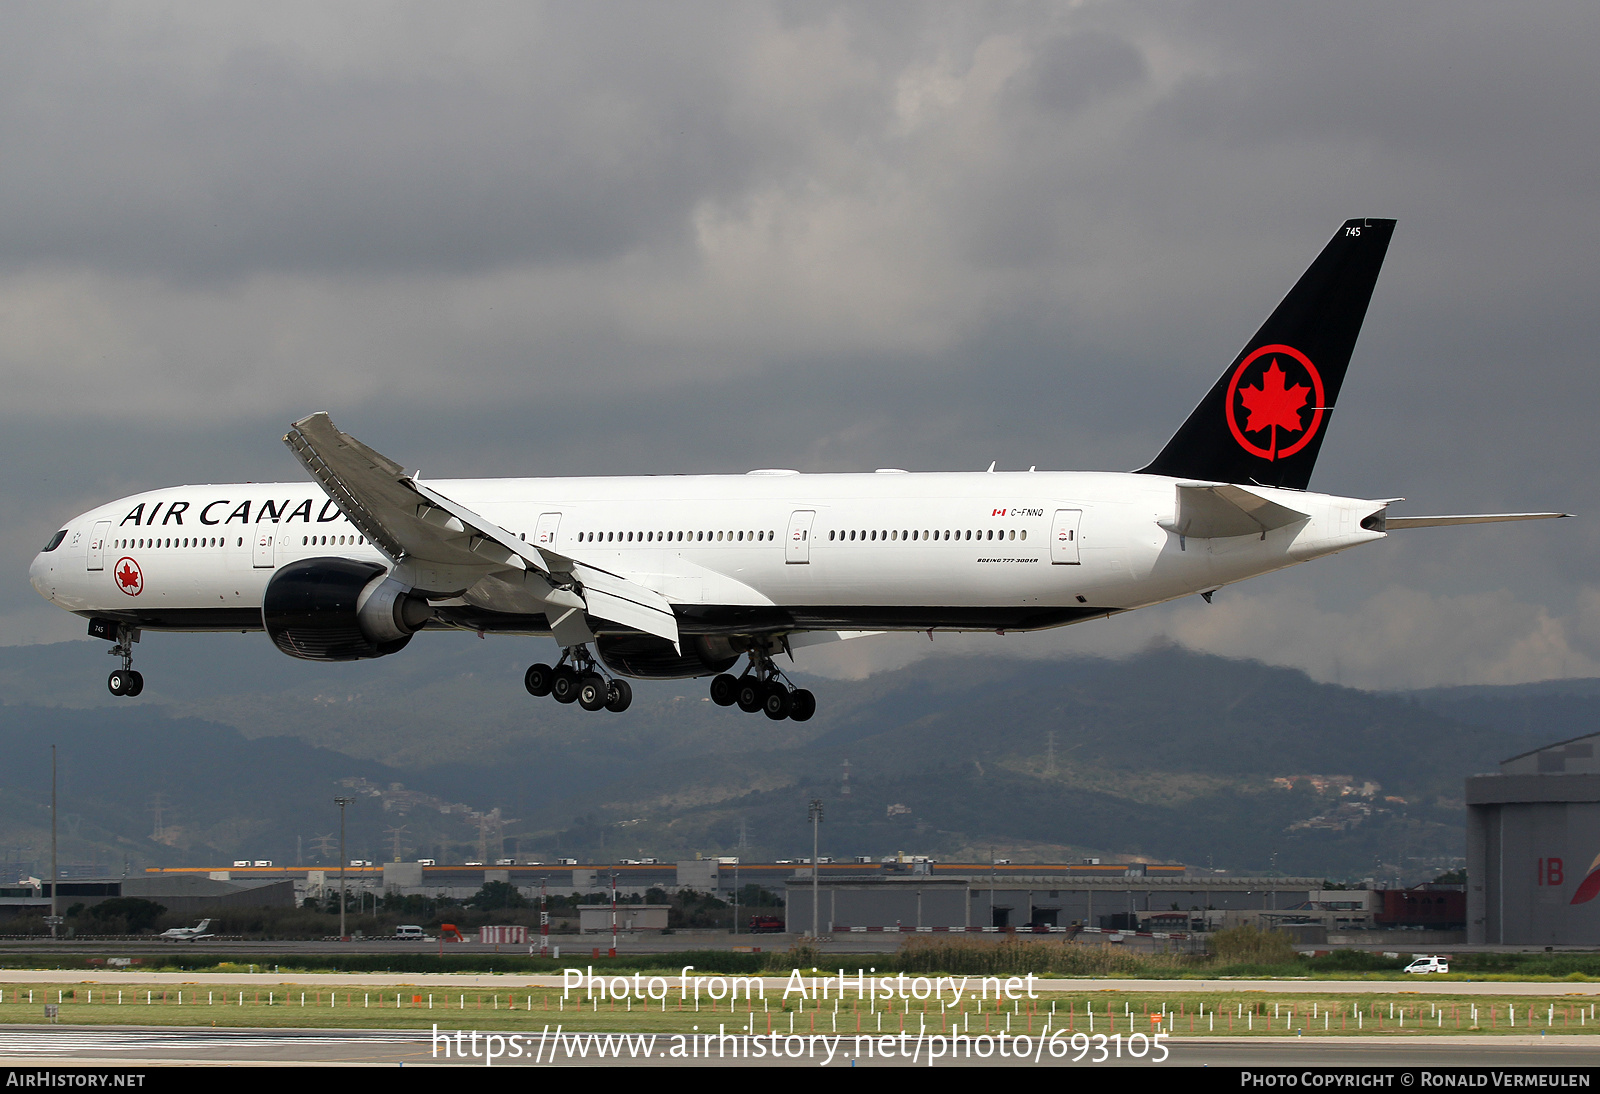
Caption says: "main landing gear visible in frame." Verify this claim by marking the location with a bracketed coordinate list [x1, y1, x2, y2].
[523, 645, 632, 713]
[106, 625, 143, 697]
[708, 651, 815, 722]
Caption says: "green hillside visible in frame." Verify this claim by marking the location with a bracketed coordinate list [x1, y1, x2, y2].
[0, 638, 1533, 881]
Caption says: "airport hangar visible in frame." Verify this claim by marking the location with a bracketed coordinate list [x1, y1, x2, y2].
[16, 861, 1310, 924]
[1468, 729, 1600, 946]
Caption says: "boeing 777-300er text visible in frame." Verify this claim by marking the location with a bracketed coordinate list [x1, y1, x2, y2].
[29, 219, 1566, 719]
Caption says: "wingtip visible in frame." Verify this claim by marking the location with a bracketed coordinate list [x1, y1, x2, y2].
[291, 410, 333, 430]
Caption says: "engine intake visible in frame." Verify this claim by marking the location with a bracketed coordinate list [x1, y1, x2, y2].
[596, 634, 739, 679]
[262, 558, 430, 661]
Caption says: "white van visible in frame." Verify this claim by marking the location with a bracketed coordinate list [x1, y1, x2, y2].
[395, 925, 427, 940]
[1404, 955, 1449, 974]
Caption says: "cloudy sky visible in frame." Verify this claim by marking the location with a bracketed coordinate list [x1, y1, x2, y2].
[4, 1, 1596, 690]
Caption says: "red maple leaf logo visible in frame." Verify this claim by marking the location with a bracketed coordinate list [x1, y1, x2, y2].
[1239, 360, 1309, 435]
[1224, 344, 1325, 462]
[115, 558, 142, 595]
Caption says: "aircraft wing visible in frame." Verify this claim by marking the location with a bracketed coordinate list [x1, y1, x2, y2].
[1382, 512, 1570, 530]
[283, 412, 680, 648]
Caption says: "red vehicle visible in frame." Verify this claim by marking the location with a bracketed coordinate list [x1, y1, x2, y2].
[748, 915, 785, 933]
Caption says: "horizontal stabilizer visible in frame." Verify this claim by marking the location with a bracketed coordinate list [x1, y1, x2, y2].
[1381, 512, 1571, 530]
[1160, 483, 1309, 540]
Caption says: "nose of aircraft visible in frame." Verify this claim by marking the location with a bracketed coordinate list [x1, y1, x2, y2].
[29, 550, 53, 602]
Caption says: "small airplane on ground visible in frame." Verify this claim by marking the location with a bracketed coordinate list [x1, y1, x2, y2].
[158, 919, 214, 941]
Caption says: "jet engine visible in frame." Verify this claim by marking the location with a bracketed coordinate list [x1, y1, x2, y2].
[262, 558, 431, 661]
[595, 634, 739, 679]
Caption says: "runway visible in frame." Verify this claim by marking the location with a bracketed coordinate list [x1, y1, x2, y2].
[1, 1025, 1596, 1067]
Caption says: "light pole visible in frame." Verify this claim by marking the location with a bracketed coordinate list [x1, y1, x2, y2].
[334, 797, 353, 940]
[47, 746, 60, 940]
[808, 799, 823, 939]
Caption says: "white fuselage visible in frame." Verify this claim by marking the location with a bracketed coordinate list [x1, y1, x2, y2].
[30, 469, 1388, 639]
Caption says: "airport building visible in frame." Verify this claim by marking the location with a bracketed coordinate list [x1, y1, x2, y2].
[0, 874, 294, 918]
[1467, 731, 1600, 945]
[781, 870, 1324, 937]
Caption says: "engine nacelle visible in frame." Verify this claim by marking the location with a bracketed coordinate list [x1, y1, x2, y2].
[595, 634, 739, 680]
[262, 559, 431, 662]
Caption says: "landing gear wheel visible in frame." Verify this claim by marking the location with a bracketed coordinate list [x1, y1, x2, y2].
[736, 677, 764, 713]
[789, 688, 816, 722]
[550, 666, 580, 704]
[524, 663, 554, 697]
[762, 681, 793, 721]
[709, 674, 739, 706]
[107, 627, 141, 697]
[577, 673, 609, 711]
[605, 679, 633, 713]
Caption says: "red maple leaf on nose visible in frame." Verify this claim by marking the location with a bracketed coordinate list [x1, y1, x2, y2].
[1238, 360, 1310, 435]
[116, 562, 141, 591]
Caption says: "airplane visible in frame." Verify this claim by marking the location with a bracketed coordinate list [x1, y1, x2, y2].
[29, 218, 1566, 719]
[159, 918, 214, 941]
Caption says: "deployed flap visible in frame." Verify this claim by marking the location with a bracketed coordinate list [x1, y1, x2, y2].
[786, 630, 883, 650]
[405, 479, 680, 649]
[1382, 512, 1570, 530]
[284, 412, 680, 649]
[1160, 483, 1309, 540]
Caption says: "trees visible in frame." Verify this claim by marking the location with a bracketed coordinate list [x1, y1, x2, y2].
[469, 881, 527, 911]
[80, 898, 167, 934]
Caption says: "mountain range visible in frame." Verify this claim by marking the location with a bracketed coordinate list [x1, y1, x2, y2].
[0, 634, 1580, 883]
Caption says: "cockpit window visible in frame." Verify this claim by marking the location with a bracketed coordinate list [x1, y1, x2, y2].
[42, 530, 67, 553]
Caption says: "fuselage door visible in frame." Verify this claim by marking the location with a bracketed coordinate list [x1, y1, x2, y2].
[253, 527, 277, 568]
[1050, 509, 1082, 565]
[534, 512, 562, 550]
[786, 510, 816, 564]
[87, 521, 111, 571]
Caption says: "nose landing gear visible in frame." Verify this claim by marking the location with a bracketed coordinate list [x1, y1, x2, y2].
[710, 650, 814, 721]
[524, 646, 632, 713]
[106, 625, 143, 697]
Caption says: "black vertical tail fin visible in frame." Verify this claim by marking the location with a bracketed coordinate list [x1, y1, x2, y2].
[1137, 218, 1395, 490]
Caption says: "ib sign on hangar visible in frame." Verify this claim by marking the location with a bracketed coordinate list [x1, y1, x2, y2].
[1468, 731, 1600, 945]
